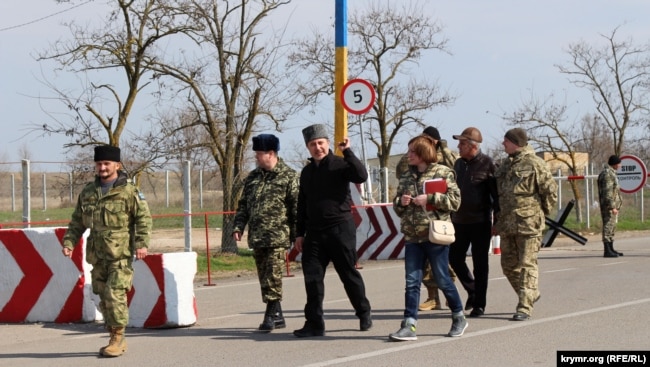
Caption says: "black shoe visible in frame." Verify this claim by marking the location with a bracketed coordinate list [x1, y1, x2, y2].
[469, 308, 484, 318]
[610, 242, 624, 256]
[360, 315, 373, 331]
[273, 315, 286, 329]
[465, 294, 475, 311]
[258, 316, 275, 332]
[258, 302, 277, 332]
[293, 323, 325, 338]
[274, 302, 286, 329]
[512, 312, 530, 321]
[604, 242, 619, 258]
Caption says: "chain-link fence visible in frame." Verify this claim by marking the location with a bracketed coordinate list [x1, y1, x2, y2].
[0, 160, 223, 225]
[1, 160, 647, 231]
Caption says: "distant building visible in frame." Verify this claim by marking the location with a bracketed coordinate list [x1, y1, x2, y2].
[536, 151, 589, 175]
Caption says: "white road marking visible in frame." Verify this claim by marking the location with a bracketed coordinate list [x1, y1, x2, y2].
[300, 298, 650, 367]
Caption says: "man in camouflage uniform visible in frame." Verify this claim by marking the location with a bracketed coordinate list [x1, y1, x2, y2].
[62, 145, 152, 357]
[495, 128, 557, 321]
[597, 155, 623, 258]
[233, 134, 299, 332]
[395, 126, 460, 312]
[395, 126, 458, 177]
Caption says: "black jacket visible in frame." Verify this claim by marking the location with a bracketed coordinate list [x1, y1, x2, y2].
[296, 149, 367, 236]
[452, 151, 499, 224]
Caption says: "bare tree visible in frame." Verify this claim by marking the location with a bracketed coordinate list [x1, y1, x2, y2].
[149, 0, 300, 253]
[33, 0, 197, 176]
[289, 1, 454, 201]
[504, 26, 650, 223]
[576, 113, 614, 169]
[556, 26, 650, 156]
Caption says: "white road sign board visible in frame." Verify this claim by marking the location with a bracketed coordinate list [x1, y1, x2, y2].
[341, 79, 376, 115]
[617, 155, 647, 193]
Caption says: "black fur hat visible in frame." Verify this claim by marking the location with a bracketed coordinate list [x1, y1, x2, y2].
[94, 145, 121, 162]
[252, 134, 280, 152]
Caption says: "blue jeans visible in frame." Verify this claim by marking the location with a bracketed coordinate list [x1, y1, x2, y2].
[403, 241, 463, 323]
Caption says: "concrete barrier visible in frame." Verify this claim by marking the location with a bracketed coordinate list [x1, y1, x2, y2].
[0, 227, 197, 328]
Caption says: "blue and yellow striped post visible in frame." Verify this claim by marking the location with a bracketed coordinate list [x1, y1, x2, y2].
[334, 0, 348, 155]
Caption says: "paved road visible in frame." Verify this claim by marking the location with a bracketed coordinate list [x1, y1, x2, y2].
[1, 234, 649, 367]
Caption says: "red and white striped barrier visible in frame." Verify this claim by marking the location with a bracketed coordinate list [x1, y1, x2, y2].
[288, 184, 406, 261]
[0, 228, 95, 323]
[286, 185, 507, 262]
[0, 227, 197, 328]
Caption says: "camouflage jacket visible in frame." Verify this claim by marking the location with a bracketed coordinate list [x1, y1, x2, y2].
[233, 158, 299, 249]
[437, 141, 460, 169]
[393, 163, 461, 243]
[494, 145, 557, 237]
[395, 140, 458, 178]
[63, 171, 152, 264]
[597, 165, 622, 212]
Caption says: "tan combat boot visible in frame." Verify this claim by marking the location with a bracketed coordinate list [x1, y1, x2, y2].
[419, 286, 442, 310]
[102, 327, 128, 357]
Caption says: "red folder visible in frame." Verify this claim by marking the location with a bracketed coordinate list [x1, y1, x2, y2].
[423, 179, 447, 210]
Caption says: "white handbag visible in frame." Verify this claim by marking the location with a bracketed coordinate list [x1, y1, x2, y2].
[428, 219, 455, 245]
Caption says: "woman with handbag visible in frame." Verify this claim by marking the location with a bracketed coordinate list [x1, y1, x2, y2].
[389, 134, 466, 341]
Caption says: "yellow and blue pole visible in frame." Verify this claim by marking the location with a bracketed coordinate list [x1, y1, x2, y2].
[334, 0, 348, 155]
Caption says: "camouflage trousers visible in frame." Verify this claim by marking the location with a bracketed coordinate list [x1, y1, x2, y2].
[422, 259, 457, 289]
[500, 235, 541, 316]
[91, 258, 134, 327]
[253, 247, 286, 303]
[601, 211, 617, 243]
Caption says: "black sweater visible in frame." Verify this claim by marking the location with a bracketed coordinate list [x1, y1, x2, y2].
[296, 149, 367, 236]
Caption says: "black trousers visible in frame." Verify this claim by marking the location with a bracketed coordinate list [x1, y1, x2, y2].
[301, 220, 371, 328]
[448, 221, 492, 309]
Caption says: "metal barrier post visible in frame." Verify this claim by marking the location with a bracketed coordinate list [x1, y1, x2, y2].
[203, 213, 216, 286]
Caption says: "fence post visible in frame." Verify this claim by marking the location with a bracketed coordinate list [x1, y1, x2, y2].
[42, 173, 47, 211]
[11, 174, 15, 212]
[199, 169, 204, 209]
[557, 168, 562, 212]
[183, 161, 192, 252]
[165, 170, 170, 208]
[584, 166, 590, 229]
[641, 187, 645, 222]
[22, 159, 30, 228]
[69, 172, 73, 203]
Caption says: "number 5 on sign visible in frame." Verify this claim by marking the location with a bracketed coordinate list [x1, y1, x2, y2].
[341, 79, 376, 115]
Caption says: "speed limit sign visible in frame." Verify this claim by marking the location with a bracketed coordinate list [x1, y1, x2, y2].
[341, 79, 376, 115]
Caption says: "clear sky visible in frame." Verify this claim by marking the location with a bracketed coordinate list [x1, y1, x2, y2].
[1, 0, 649, 170]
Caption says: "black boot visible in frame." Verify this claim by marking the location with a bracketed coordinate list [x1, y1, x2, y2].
[610, 242, 624, 256]
[603, 242, 618, 258]
[273, 302, 286, 329]
[259, 301, 276, 332]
